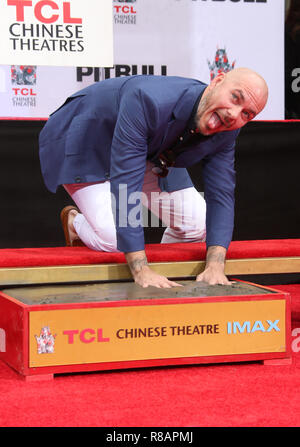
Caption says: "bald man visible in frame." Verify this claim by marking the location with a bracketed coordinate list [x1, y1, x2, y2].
[39, 68, 268, 288]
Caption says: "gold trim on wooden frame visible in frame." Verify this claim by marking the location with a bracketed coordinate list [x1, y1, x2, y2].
[0, 257, 300, 286]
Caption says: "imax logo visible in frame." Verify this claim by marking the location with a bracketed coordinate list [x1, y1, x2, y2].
[227, 320, 280, 334]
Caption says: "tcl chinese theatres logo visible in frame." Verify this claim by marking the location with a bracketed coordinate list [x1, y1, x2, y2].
[7, 1, 84, 53]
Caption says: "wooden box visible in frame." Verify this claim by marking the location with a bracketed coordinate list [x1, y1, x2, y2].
[0, 279, 291, 380]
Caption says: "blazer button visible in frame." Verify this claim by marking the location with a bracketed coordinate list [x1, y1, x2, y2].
[75, 176, 82, 183]
[105, 172, 110, 179]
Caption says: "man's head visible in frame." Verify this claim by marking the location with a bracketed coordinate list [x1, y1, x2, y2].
[196, 67, 268, 135]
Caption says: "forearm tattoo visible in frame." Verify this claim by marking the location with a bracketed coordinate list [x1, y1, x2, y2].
[128, 256, 148, 273]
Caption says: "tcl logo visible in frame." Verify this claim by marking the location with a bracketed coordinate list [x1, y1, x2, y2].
[7, 0, 82, 24]
[12, 87, 36, 96]
[114, 5, 136, 14]
[63, 328, 110, 344]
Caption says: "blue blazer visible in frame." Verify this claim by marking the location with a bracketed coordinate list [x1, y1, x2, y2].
[39, 75, 239, 252]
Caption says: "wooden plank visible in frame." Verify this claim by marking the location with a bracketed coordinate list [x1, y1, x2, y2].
[0, 256, 300, 286]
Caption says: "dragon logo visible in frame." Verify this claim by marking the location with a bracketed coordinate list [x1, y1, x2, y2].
[207, 48, 236, 80]
[35, 326, 56, 354]
[11, 65, 36, 86]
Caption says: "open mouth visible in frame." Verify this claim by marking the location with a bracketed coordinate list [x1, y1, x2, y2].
[207, 112, 223, 131]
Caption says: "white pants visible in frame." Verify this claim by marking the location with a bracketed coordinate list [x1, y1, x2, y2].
[64, 162, 206, 252]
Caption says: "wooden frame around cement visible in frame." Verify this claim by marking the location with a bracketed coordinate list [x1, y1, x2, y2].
[0, 256, 300, 286]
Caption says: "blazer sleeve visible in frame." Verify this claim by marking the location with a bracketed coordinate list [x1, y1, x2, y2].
[202, 139, 236, 250]
[109, 87, 158, 253]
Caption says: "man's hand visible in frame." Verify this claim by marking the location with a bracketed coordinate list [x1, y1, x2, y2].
[196, 245, 232, 285]
[125, 250, 182, 289]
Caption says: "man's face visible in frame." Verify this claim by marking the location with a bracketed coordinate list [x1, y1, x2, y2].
[196, 70, 267, 136]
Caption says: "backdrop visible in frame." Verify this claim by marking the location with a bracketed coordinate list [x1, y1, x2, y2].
[0, 0, 284, 120]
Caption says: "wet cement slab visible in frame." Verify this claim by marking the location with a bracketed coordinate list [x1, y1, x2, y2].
[1, 280, 274, 306]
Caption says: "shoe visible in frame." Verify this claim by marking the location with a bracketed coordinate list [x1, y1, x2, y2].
[60, 205, 85, 247]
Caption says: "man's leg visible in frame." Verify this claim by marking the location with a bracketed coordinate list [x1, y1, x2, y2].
[63, 181, 118, 252]
[63, 163, 162, 251]
[63, 163, 206, 251]
[142, 163, 206, 243]
[160, 187, 206, 243]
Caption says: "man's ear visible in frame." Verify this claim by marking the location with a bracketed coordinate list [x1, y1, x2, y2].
[210, 71, 226, 88]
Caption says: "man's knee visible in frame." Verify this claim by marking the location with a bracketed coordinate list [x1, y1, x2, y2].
[75, 213, 118, 252]
[92, 225, 118, 252]
[161, 224, 206, 244]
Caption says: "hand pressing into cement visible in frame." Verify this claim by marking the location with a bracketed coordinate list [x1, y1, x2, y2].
[196, 245, 232, 286]
[125, 251, 182, 289]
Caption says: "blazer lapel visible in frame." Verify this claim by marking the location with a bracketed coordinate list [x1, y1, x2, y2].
[160, 83, 207, 151]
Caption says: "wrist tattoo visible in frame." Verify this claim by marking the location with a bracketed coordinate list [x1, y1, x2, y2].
[128, 257, 148, 273]
[207, 247, 226, 264]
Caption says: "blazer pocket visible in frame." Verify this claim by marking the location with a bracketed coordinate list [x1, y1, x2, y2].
[65, 114, 98, 156]
[50, 94, 84, 117]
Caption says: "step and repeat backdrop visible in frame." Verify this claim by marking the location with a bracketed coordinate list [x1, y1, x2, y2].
[0, 0, 284, 120]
